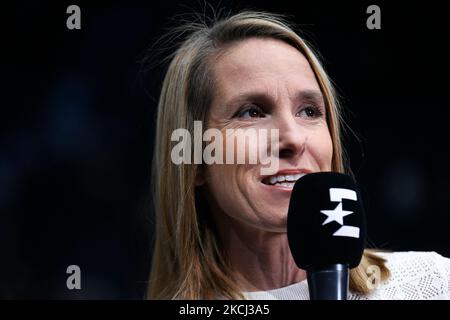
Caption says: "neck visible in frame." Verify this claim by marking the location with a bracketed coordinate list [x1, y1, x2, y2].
[215, 213, 306, 292]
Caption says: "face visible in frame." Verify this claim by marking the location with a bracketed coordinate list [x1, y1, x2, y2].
[199, 38, 333, 232]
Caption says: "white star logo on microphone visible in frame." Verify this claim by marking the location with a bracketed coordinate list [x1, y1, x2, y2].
[320, 202, 353, 226]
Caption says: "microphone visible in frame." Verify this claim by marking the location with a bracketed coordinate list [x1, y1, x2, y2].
[287, 172, 366, 300]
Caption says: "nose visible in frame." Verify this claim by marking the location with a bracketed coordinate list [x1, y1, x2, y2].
[275, 112, 306, 160]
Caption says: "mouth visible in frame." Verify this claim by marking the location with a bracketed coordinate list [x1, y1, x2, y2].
[261, 170, 311, 189]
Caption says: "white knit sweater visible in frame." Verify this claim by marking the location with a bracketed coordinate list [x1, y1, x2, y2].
[244, 251, 450, 300]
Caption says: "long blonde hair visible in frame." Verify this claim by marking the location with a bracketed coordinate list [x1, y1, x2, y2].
[148, 10, 389, 299]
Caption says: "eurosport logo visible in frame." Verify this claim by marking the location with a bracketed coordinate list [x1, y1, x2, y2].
[320, 188, 360, 238]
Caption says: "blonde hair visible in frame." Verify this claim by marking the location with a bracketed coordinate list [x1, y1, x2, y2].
[147, 10, 389, 299]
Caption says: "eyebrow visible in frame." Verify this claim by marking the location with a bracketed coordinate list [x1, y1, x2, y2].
[224, 89, 325, 112]
[296, 90, 325, 104]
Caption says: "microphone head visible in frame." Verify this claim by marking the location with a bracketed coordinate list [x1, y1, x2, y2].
[287, 172, 366, 269]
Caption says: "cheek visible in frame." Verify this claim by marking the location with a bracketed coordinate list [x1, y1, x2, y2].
[203, 164, 253, 223]
[323, 133, 334, 169]
[312, 129, 334, 169]
[222, 128, 264, 165]
[204, 163, 238, 204]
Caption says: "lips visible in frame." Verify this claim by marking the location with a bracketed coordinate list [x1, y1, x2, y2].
[261, 169, 312, 188]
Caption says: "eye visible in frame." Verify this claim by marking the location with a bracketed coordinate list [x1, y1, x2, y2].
[296, 105, 323, 118]
[234, 105, 266, 119]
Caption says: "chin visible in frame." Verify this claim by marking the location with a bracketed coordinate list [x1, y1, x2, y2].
[258, 212, 288, 233]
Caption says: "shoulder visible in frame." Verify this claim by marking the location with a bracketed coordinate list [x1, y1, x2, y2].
[352, 251, 450, 300]
[381, 251, 450, 280]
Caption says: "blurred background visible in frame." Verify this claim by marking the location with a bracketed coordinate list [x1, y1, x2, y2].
[1, 0, 449, 298]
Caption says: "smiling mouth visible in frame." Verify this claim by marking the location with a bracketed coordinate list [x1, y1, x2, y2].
[261, 173, 308, 188]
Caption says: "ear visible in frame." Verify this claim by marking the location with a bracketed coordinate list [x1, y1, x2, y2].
[195, 165, 206, 186]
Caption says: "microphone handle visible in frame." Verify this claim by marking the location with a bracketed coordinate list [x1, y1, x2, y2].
[307, 264, 349, 300]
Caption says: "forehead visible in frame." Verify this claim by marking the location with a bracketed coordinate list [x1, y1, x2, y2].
[212, 38, 320, 98]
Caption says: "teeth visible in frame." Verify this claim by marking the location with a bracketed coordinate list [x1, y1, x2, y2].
[269, 176, 278, 184]
[265, 173, 307, 185]
[280, 182, 295, 188]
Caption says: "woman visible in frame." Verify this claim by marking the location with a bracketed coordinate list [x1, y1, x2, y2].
[147, 11, 450, 299]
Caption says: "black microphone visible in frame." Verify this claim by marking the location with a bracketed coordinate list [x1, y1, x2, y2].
[287, 172, 366, 300]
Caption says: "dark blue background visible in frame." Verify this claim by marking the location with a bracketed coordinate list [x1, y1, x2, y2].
[1, 1, 449, 298]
